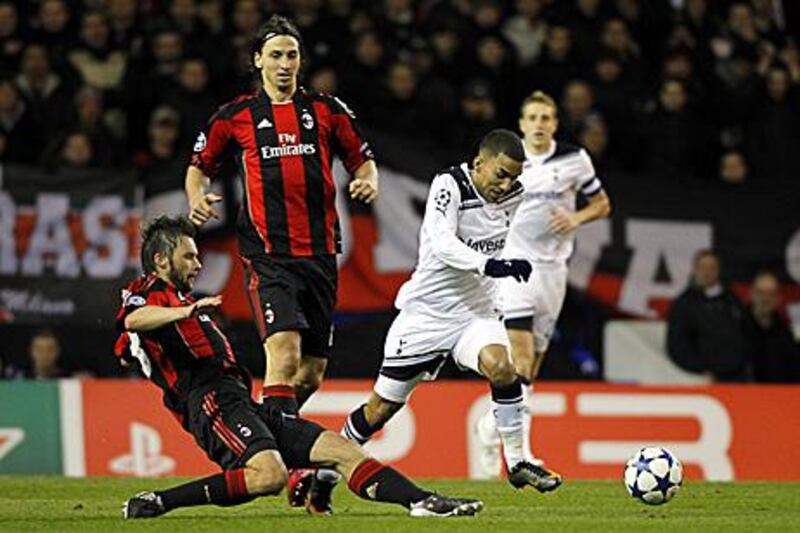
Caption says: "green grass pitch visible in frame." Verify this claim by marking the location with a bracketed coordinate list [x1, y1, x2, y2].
[1, 477, 799, 532]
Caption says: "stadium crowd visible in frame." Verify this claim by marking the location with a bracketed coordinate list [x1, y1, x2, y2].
[1, 0, 799, 383]
[1, 0, 799, 186]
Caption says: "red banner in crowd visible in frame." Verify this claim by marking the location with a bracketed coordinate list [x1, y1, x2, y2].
[79, 380, 800, 481]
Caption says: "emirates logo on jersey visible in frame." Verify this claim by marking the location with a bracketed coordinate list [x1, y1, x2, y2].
[260, 132, 316, 160]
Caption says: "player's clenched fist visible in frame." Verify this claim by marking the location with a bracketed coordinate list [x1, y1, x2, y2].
[484, 258, 532, 282]
[188, 193, 223, 226]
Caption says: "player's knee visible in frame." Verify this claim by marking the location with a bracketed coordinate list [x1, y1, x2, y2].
[481, 349, 517, 385]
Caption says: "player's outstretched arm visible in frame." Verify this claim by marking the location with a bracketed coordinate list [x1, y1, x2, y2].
[124, 296, 222, 332]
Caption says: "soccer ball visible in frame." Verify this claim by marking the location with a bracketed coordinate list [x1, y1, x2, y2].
[624, 447, 683, 505]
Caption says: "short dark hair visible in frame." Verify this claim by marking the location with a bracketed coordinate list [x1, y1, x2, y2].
[693, 249, 719, 264]
[140, 215, 196, 274]
[478, 129, 525, 162]
[251, 15, 304, 63]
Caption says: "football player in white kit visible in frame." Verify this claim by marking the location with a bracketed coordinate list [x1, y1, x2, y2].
[339, 129, 562, 493]
[476, 91, 611, 482]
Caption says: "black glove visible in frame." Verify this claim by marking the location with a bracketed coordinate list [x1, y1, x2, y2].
[484, 258, 532, 282]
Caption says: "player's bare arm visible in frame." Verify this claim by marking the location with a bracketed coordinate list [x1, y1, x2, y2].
[185, 165, 223, 226]
[124, 296, 222, 331]
[548, 190, 611, 234]
[349, 160, 379, 203]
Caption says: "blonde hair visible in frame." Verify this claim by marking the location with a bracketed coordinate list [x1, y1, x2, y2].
[520, 90, 557, 116]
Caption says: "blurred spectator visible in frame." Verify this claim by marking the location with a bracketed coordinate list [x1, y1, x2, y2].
[377, 0, 421, 56]
[0, 77, 39, 163]
[718, 149, 749, 185]
[308, 64, 338, 95]
[578, 114, 613, 172]
[15, 43, 74, 143]
[67, 11, 127, 91]
[0, 0, 24, 74]
[744, 65, 800, 180]
[523, 24, 580, 101]
[107, 0, 142, 52]
[373, 61, 429, 140]
[599, 17, 644, 86]
[43, 129, 100, 169]
[428, 21, 470, 84]
[743, 272, 800, 383]
[337, 30, 387, 118]
[134, 106, 184, 199]
[667, 250, 748, 382]
[231, 0, 263, 38]
[471, 34, 518, 120]
[70, 85, 123, 164]
[446, 77, 502, 155]
[34, 0, 74, 60]
[502, 0, 547, 67]
[26, 329, 66, 379]
[162, 57, 216, 151]
[637, 78, 712, 179]
[559, 79, 598, 142]
[589, 50, 635, 157]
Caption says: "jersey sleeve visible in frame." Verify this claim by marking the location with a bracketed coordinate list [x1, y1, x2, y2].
[328, 96, 374, 174]
[574, 148, 604, 196]
[189, 107, 233, 178]
[422, 173, 488, 273]
[115, 282, 170, 331]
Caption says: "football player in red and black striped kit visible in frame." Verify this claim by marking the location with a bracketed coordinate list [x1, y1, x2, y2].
[117, 216, 482, 519]
[185, 15, 378, 512]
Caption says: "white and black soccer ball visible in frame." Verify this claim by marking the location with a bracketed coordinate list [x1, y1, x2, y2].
[624, 447, 683, 505]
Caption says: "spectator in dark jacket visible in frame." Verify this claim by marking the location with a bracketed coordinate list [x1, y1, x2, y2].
[667, 250, 748, 381]
[742, 272, 800, 383]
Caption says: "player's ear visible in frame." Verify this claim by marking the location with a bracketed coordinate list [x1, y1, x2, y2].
[154, 252, 169, 271]
[253, 52, 262, 69]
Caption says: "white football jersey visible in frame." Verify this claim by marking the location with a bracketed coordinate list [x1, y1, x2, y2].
[395, 163, 524, 319]
[504, 141, 603, 263]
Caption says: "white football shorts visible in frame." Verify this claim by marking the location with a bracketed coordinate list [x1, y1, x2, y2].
[499, 260, 568, 352]
[373, 310, 510, 404]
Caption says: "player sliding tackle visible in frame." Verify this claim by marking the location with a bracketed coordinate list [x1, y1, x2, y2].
[115, 216, 482, 519]
[330, 130, 560, 498]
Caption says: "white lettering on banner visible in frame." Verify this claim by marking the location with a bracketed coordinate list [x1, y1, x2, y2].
[619, 220, 712, 316]
[108, 422, 175, 477]
[0, 192, 18, 275]
[372, 168, 428, 272]
[0, 428, 25, 461]
[21, 194, 80, 277]
[466, 393, 567, 479]
[576, 393, 734, 481]
[569, 219, 612, 290]
[302, 391, 415, 462]
[786, 227, 800, 283]
[82, 196, 128, 278]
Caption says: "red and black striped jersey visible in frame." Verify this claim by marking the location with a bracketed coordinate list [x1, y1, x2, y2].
[190, 88, 374, 258]
[115, 275, 249, 425]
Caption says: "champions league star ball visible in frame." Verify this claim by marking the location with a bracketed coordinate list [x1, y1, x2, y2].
[624, 447, 683, 505]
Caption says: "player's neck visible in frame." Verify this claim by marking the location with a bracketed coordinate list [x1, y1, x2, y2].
[527, 138, 553, 155]
[262, 83, 295, 103]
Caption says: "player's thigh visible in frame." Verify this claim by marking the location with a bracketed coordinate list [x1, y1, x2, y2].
[531, 263, 568, 353]
[261, 407, 327, 469]
[452, 316, 511, 377]
[374, 311, 458, 403]
[188, 377, 279, 470]
[241, 254, 307, 342]
[297, 254, 337, 358]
